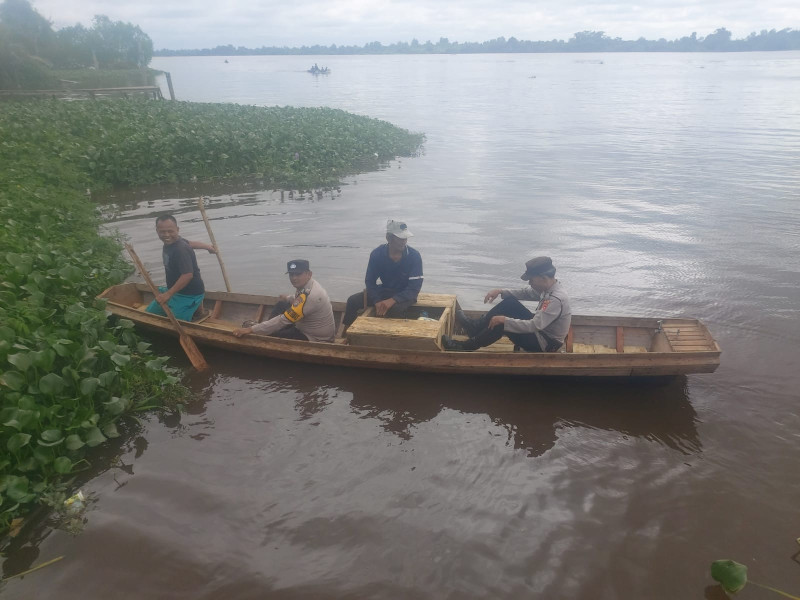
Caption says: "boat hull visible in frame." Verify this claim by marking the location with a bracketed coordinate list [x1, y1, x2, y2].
[99, 283, 721, 377]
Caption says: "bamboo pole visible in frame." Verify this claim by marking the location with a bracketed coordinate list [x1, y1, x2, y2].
[124, 243, 209, 371]
[197, 196, 232, 292]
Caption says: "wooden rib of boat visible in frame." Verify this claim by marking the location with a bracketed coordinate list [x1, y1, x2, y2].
[99, 283, 721, 377]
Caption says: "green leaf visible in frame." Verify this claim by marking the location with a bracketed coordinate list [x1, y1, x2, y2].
[65, 434, 85, 450]
[33, 446, 54, 465]
[39, 373, 66, 395]
[110, 352, 130, 366]
[80, 377, 99, 396]
[1, 371, 26, 391]
[4, 408, 36, 430]
[84, 426, 107, 447]
[7, 432, 32, 452]
[98, 340, 117, 354]
[103, 397, 125, 416]
[711, 560, 748, 594]
[41, 429, 64, 443]
[0, 326, 15, 343]
[98, 371, 117, 388]
[102, 422, 120, 438]
[53, 456, 73, 474]
[7, 352, 34, 372]
[5, 476, 31, 502]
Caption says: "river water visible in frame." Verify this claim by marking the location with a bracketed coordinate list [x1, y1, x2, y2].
[4, 53, 800, 599]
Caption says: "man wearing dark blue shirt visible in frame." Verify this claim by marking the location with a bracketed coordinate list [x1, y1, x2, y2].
[342, 219, 424, 332]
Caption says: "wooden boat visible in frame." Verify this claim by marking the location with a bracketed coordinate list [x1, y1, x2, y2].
[99, 283, 721, 377]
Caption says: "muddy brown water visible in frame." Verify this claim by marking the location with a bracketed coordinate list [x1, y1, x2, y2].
[3, 53, 800, 599]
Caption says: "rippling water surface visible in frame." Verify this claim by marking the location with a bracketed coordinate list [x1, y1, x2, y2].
[4, 53, 800, 599]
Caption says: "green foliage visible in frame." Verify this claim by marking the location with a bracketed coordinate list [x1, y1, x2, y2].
[0, 108, 192, 531]
[0, 100, 425, 189]
[710, 559, 800, 599]
[0, 0, 154, 88]
[0, 98, 422, 532]
[0, 24, 58, 90]
[711, 560, 748, 594]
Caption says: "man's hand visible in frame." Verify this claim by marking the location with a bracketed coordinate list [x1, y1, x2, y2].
[484, 289, 502, 304]
[155, 291, 171, 305]
[375, 297, 397, 317]
[232, 327, 253, 338]
[488, 315, 506, 329]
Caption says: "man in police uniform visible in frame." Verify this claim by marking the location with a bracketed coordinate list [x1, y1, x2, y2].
[232, 260, 335, 342]
[442, 256, 571, 352]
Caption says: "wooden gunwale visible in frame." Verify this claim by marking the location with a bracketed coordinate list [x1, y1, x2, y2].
[99, 283, 720, 377]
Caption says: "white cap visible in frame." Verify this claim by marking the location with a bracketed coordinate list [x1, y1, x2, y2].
[386, 219, 413, 239]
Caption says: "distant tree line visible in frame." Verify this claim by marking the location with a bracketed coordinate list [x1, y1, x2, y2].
[155, 28, 800, 56]
[0, 0, 153, 88]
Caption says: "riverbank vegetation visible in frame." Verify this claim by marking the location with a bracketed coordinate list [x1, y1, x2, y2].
[0, 0, 152, 90]
[157, 27, 800, 56]
[0, 98, 424, 533]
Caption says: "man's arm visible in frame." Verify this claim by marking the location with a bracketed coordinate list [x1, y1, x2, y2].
[233, 313, 291, 337]
[389, 251, 423, 305]
[187, 240, 216, 254]
[364, 249, 382, 305]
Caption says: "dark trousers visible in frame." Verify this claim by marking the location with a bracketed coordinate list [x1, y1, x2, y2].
[343, 289, 413, 327]
[465, 296, 544, 352]
[267, 300, 309, 341]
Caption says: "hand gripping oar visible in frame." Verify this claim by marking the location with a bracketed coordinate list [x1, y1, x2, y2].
[124, 243, 209, 371]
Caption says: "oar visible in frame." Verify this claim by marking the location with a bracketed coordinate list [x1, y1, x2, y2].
[124, 243, 209, 371]
[197, 196, 232, 292]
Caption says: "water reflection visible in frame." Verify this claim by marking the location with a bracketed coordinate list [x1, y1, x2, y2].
[95, 179, 343, 223]
[202, 347, 701, 459]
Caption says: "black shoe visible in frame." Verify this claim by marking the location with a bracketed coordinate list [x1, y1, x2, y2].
[455, 309, 482, 337]
[441, 335, 470, 351]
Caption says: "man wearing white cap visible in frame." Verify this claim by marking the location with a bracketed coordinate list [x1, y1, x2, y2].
[342, 219, 424, 332]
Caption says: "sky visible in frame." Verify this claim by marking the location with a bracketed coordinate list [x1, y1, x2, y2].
[31, 0, 800, 50]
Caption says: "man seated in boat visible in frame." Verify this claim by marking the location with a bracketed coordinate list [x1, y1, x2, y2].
[146, 215, 216, 321]
[442, 256, 571, 352]
[341, 219, 424, 333]
[232, 260, 336, 342]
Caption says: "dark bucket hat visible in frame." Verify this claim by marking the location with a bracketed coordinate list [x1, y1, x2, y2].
[520, 256, 554, 279]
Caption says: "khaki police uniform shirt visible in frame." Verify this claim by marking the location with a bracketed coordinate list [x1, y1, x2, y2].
[500, 280, 572, 349]
[251, 278, 336, 342]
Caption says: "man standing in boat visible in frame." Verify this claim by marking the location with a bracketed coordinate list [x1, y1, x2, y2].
[442, 256, 571, 352]
[146, 215, 215, 321]
[342, 219, 423, 332]
[232, 260, 335, 342]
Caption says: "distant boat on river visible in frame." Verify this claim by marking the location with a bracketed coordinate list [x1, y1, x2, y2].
[308, 64, 330, 75]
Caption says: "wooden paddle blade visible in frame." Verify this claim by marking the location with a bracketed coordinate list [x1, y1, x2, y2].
[179, 333, 209, 371]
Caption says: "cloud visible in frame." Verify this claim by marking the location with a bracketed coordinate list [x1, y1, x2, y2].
[29, 0, 799, 49]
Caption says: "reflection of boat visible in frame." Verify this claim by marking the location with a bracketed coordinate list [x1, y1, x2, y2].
[100, 284, 721, 377]
[307, 65, 330, 74]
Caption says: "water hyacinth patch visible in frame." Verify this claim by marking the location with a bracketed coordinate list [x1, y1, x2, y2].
[0, 97, 424, 533]
[0, 100, 425, 189]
